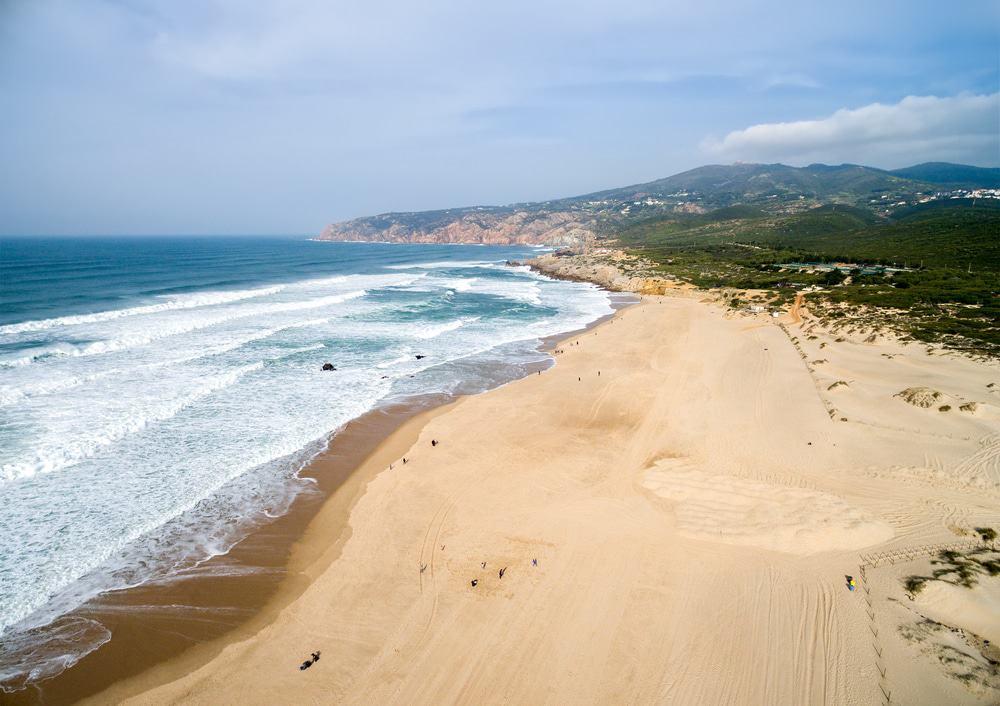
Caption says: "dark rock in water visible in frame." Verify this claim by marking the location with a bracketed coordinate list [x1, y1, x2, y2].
[321, 363, 336, 371]
[415, 355, 426, 360]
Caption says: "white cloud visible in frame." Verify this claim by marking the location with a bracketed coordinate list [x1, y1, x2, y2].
[702, 93, 1000, 166]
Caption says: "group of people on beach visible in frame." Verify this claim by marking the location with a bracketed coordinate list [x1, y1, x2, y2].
[468, 558, 539, 588]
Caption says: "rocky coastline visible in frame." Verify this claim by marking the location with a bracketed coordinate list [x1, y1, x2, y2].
[519, 251, 691, 296]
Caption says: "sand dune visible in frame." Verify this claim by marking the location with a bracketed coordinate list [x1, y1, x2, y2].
[916, 576, 1000, 645]
[95, 294, 1000, 706]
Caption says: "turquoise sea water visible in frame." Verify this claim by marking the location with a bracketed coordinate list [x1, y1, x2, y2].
[0, 236, 612, 686]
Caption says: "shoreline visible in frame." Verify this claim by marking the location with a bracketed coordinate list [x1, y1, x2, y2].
[7, 251, 999, 704]
[98, 285, 999, 705]
[5, 396, 450, 705]
[5, 293, 633, 706]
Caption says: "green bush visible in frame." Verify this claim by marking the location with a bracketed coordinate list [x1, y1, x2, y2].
[976, 527, 997, 542]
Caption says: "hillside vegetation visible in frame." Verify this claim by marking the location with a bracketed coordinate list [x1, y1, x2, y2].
[614, 199, 1000, 354]
[889, 162, 1000, 187]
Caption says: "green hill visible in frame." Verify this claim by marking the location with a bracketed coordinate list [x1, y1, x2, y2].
[619, 199, 1000, 271]
[567, 162, 928, 210]
[749, 200, 1000, 269]
[889, 163, 1000, 188]
[323, 161, 994, 243]
[615, 198, 1000, 353]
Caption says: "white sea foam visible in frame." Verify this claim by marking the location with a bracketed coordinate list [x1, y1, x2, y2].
[283, 343, 326, 355]
[473, 279, 542, 305]
[291, 275, 346, 288]
[0, 290, 367, 368]
[0, 318, 339, 408]
[376, 352, 414, 369]
[383, 260, 500, 270]
[1, 362, 264, 481]
[411, 317, 478, 340]
[0, 370, 113, 406]
[0, 285, 286, 336]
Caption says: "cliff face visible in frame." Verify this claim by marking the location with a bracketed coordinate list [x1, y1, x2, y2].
[318, 210, 595, 246]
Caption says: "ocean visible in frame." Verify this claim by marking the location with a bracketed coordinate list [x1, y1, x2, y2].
[0, 236, 613, 688]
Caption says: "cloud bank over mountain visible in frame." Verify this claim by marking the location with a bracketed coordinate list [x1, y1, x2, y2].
[703, 93, 999, 168]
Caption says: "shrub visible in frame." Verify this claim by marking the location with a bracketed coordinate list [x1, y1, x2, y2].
[975, 527, 997, 542]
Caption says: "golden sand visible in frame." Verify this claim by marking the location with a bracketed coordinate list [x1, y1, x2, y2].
[82, 294, 1000, 705]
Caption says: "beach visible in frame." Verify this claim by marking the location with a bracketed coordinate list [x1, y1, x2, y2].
[4, 3, 995, 704]
[0, 241, 621, 701]
[69, 289, 1000, 706]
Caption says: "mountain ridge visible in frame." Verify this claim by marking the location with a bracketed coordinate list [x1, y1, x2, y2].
[317, 162, 998, 246]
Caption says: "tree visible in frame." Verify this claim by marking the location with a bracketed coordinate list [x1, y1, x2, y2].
[822, 269, 846, 286]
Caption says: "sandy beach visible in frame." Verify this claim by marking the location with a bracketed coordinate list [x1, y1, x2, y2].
[3, 395, 458, 706]
[83, 291, 1000, 706]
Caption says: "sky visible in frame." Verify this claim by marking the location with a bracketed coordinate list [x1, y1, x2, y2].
[0, 0, 998, 235]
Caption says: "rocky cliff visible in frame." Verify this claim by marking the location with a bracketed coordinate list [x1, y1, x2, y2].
[318, 209, 595, 247]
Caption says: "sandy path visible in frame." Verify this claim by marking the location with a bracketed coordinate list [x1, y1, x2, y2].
[788, 291, 806, 324]
[99, 295, 999, 706]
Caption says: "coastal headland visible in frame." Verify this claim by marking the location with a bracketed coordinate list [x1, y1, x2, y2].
[81, 256, 1000, 705]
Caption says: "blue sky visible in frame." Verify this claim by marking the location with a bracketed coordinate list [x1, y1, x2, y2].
[1, 0, 997, 235]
